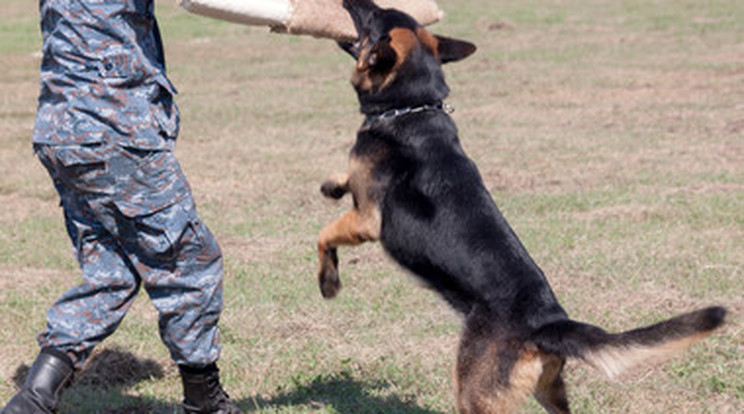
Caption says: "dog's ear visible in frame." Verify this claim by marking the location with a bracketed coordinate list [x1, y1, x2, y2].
[435, 35, 476, 64]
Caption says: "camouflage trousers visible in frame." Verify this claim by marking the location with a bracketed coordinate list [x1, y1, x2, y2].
[34, 142, 223, 370]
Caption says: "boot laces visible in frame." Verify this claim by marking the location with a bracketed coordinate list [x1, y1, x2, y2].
[184, 371, 236, 413]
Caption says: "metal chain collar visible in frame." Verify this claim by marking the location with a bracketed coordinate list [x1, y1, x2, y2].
[364, 102, 454, 125]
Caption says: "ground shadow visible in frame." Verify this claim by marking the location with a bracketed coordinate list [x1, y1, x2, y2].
[10, 347, 174, 413]
[11, 352, 448, 413]
[240, 369, 447, 414]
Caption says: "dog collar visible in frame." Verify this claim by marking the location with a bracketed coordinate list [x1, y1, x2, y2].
[364, 102, 454, 126]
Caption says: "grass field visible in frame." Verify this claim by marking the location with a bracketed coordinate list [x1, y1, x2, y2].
[1, 0, 742, 412]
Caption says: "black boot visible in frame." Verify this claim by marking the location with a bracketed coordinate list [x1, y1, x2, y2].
[1, 348, 74, 414]
[179, 363, 241, 414]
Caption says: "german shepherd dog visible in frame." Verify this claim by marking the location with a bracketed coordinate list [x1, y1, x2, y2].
[316, 1, 727, 412]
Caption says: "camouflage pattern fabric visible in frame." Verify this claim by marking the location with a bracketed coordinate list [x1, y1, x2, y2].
[34, 0, 178, 150]
[35, 142, 224, 370]
[32, 0, 224, 370]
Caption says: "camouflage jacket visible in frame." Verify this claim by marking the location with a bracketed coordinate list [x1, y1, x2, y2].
[34, 0, 179, 150]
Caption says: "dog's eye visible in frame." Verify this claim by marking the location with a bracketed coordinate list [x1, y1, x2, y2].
[367, 52, 378, 66]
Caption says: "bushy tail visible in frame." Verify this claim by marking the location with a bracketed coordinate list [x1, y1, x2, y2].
[530, 306, 726, 378]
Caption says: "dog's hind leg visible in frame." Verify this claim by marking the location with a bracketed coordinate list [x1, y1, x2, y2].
[455, 311, 543, 413]
[534, 355, 570, 414]
[317, 208, 380, 298]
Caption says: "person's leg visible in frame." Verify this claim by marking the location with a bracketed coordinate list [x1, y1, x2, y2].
[33, 144, 144, 369]
[111, 148, 239, 413]
[2, 145, 142, 413]
[127, 199, 224, 368]
[37, 203, 143, 369]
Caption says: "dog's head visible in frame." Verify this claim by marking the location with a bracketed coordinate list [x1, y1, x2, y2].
[339, 0, 476, 115]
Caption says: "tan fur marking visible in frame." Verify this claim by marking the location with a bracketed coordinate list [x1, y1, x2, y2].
[456, 342, 544, 414]
[351, 36, 375, 91]
[353, 28, 424, 93]
[316, 153, 383, 296]
[326, 172, 349, 189]
[585, 331, 711, 379]
[346, 156, 381, 237]
[317, 157, 381, 251]
[416, 27, 439, 58]
[535, 354, 562, 396]
[492, 349, 543, 413]
[389, 27, 418, 64]
[318, 211, 366, 248]
[352, 53, 374, 92]
[329, 173, 349, 186]
[373, 28, 418, 91]
[535, 353, 570, 414]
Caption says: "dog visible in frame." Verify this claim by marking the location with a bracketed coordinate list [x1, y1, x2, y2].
[315, 1, 727, 412]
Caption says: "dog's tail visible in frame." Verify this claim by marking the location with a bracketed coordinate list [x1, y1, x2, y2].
[530, 306, 726, 378]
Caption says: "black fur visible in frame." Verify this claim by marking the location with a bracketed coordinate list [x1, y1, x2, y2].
[339, 0, 570, 338]
[334, 0, 725, 357]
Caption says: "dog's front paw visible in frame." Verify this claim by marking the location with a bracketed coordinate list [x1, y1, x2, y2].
[319, 248, 342, 298]
[320, 180, 348, 200]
